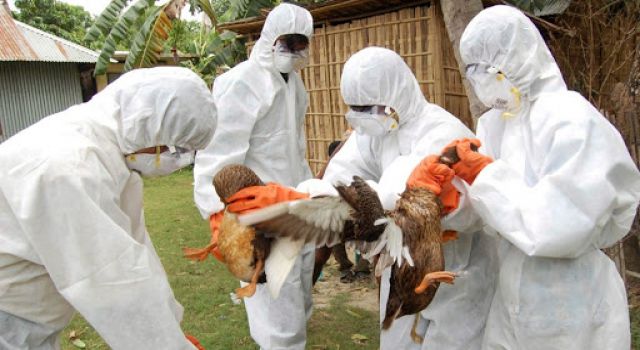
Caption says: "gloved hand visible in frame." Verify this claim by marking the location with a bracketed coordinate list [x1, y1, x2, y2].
[407, 155, 458, 215]
[407, 155, 455, 195]
[183, 211, 224, 262]
[185, 334, 205, 350]
[226, 182, 310, 214]
[442, 138, 492, 184]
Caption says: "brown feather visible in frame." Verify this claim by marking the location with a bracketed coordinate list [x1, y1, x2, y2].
[336, 176, 386, 242]
[382, 187, 444, 329]
[214, 164, 264, 203]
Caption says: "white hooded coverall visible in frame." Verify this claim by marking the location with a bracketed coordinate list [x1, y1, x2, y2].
[322, 47, 497, 350]
[0, 67, 216, 350]
[192, 4, 314, 349]
[458, 5, 640, 350]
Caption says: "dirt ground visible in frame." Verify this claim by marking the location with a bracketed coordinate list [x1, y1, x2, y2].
[312, 254, 380, 314]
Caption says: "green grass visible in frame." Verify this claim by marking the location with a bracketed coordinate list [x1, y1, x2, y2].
[61, 169, 379, 349]
[632, 307, 640, 350]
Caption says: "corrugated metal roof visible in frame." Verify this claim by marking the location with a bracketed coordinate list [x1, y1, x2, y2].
[0, 2, 38, 60]
[14, 21, 100, 63]
[0, 3, 99, 63]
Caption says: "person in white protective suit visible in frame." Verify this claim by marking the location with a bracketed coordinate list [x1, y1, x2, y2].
[192, 3, 315, 349]
[0, 67, 216, 350]
[448, 5, 640, 350]
[320, 47, 498, 350]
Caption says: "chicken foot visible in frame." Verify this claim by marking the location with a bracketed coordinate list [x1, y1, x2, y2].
[235, 259, 265, 298]
[414, 271, 456, 294]
[183, 242, 219, 262]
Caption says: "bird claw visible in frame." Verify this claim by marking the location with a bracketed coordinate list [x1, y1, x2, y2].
[414, 271, 457, 294]
[235, 283, 257, 298]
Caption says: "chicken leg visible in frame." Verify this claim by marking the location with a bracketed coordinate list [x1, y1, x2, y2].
[414, 271, 456, 294]
[183, 242, 220, 262]
[235, 259, 265, 298]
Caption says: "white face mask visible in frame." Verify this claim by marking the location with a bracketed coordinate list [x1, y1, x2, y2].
[125, 146, 194, 177]
[345, 106, 399, 137]
[272, 41, 309, 73]
[466, 64, 522, 118]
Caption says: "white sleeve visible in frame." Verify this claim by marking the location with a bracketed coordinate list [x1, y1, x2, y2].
[322, 134, 380, 185]
[469, 108, 640, 258]
[2, 162, 194, 350]
[193, 78, 263, 219]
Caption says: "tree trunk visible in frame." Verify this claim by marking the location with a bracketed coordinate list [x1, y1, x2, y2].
[440, 0, 486, 124]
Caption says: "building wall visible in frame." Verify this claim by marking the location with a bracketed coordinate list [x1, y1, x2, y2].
[0, 61, 82, 142]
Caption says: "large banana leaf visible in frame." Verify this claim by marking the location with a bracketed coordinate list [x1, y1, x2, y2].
[220, 0, 277, 23]
[189, 0, 218, 27]
[84, 0, 129, 42]
[124, 5, 173, 71]
[92, 0, 156, 75]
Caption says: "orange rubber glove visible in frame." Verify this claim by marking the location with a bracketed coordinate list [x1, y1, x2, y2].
[445, 139, 492, 184]
[439, 181, 460, 215]
[226, 182, 310, 214]
[407, 155, 459, 215]
[183, 211, 225, 262]
[407, 155, 455, 195]
[185, 334, 205, 350]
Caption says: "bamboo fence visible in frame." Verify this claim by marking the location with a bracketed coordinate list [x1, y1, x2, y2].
[298, 3, 471, 174]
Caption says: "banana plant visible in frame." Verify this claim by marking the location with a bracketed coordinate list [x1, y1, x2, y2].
[87, 0, 217, 75]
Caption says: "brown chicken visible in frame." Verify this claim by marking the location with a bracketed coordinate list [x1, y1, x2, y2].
[381, 186, 455, 330]
[211, 164, 271, 298]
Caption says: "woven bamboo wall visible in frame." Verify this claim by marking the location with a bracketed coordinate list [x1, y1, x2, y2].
[298, 3, 471, 174]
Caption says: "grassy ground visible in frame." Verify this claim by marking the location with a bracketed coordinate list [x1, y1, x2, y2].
[60, 169, 380, 350]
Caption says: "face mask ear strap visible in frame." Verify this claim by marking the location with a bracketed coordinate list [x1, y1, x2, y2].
[155, 146, 161, 168]
[501, 86, 522, 120]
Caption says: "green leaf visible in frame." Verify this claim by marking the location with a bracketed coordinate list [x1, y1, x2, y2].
[124, 5, 173, 71]
[220, 0, 277, 23]
[84, 0, 129, 42]
[196, 0, 218, 27]
[219, 30, 237, 41]
[94, 35, 117, 75]
[346, 309, 363, 319]
[71, 339, 86, 349]
[351, 333, 368, 344]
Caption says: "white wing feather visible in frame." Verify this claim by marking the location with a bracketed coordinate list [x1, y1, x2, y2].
[265, 237, 305, 299]
[360, 216, 414, 268]
[236, 197, 351, 247]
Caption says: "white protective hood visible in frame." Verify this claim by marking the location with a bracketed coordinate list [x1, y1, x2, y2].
[94, 67, 217, 154]
[459, 5, 566, 101]
[249, 3, 314, 70]
[341, 46, 426, 129]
